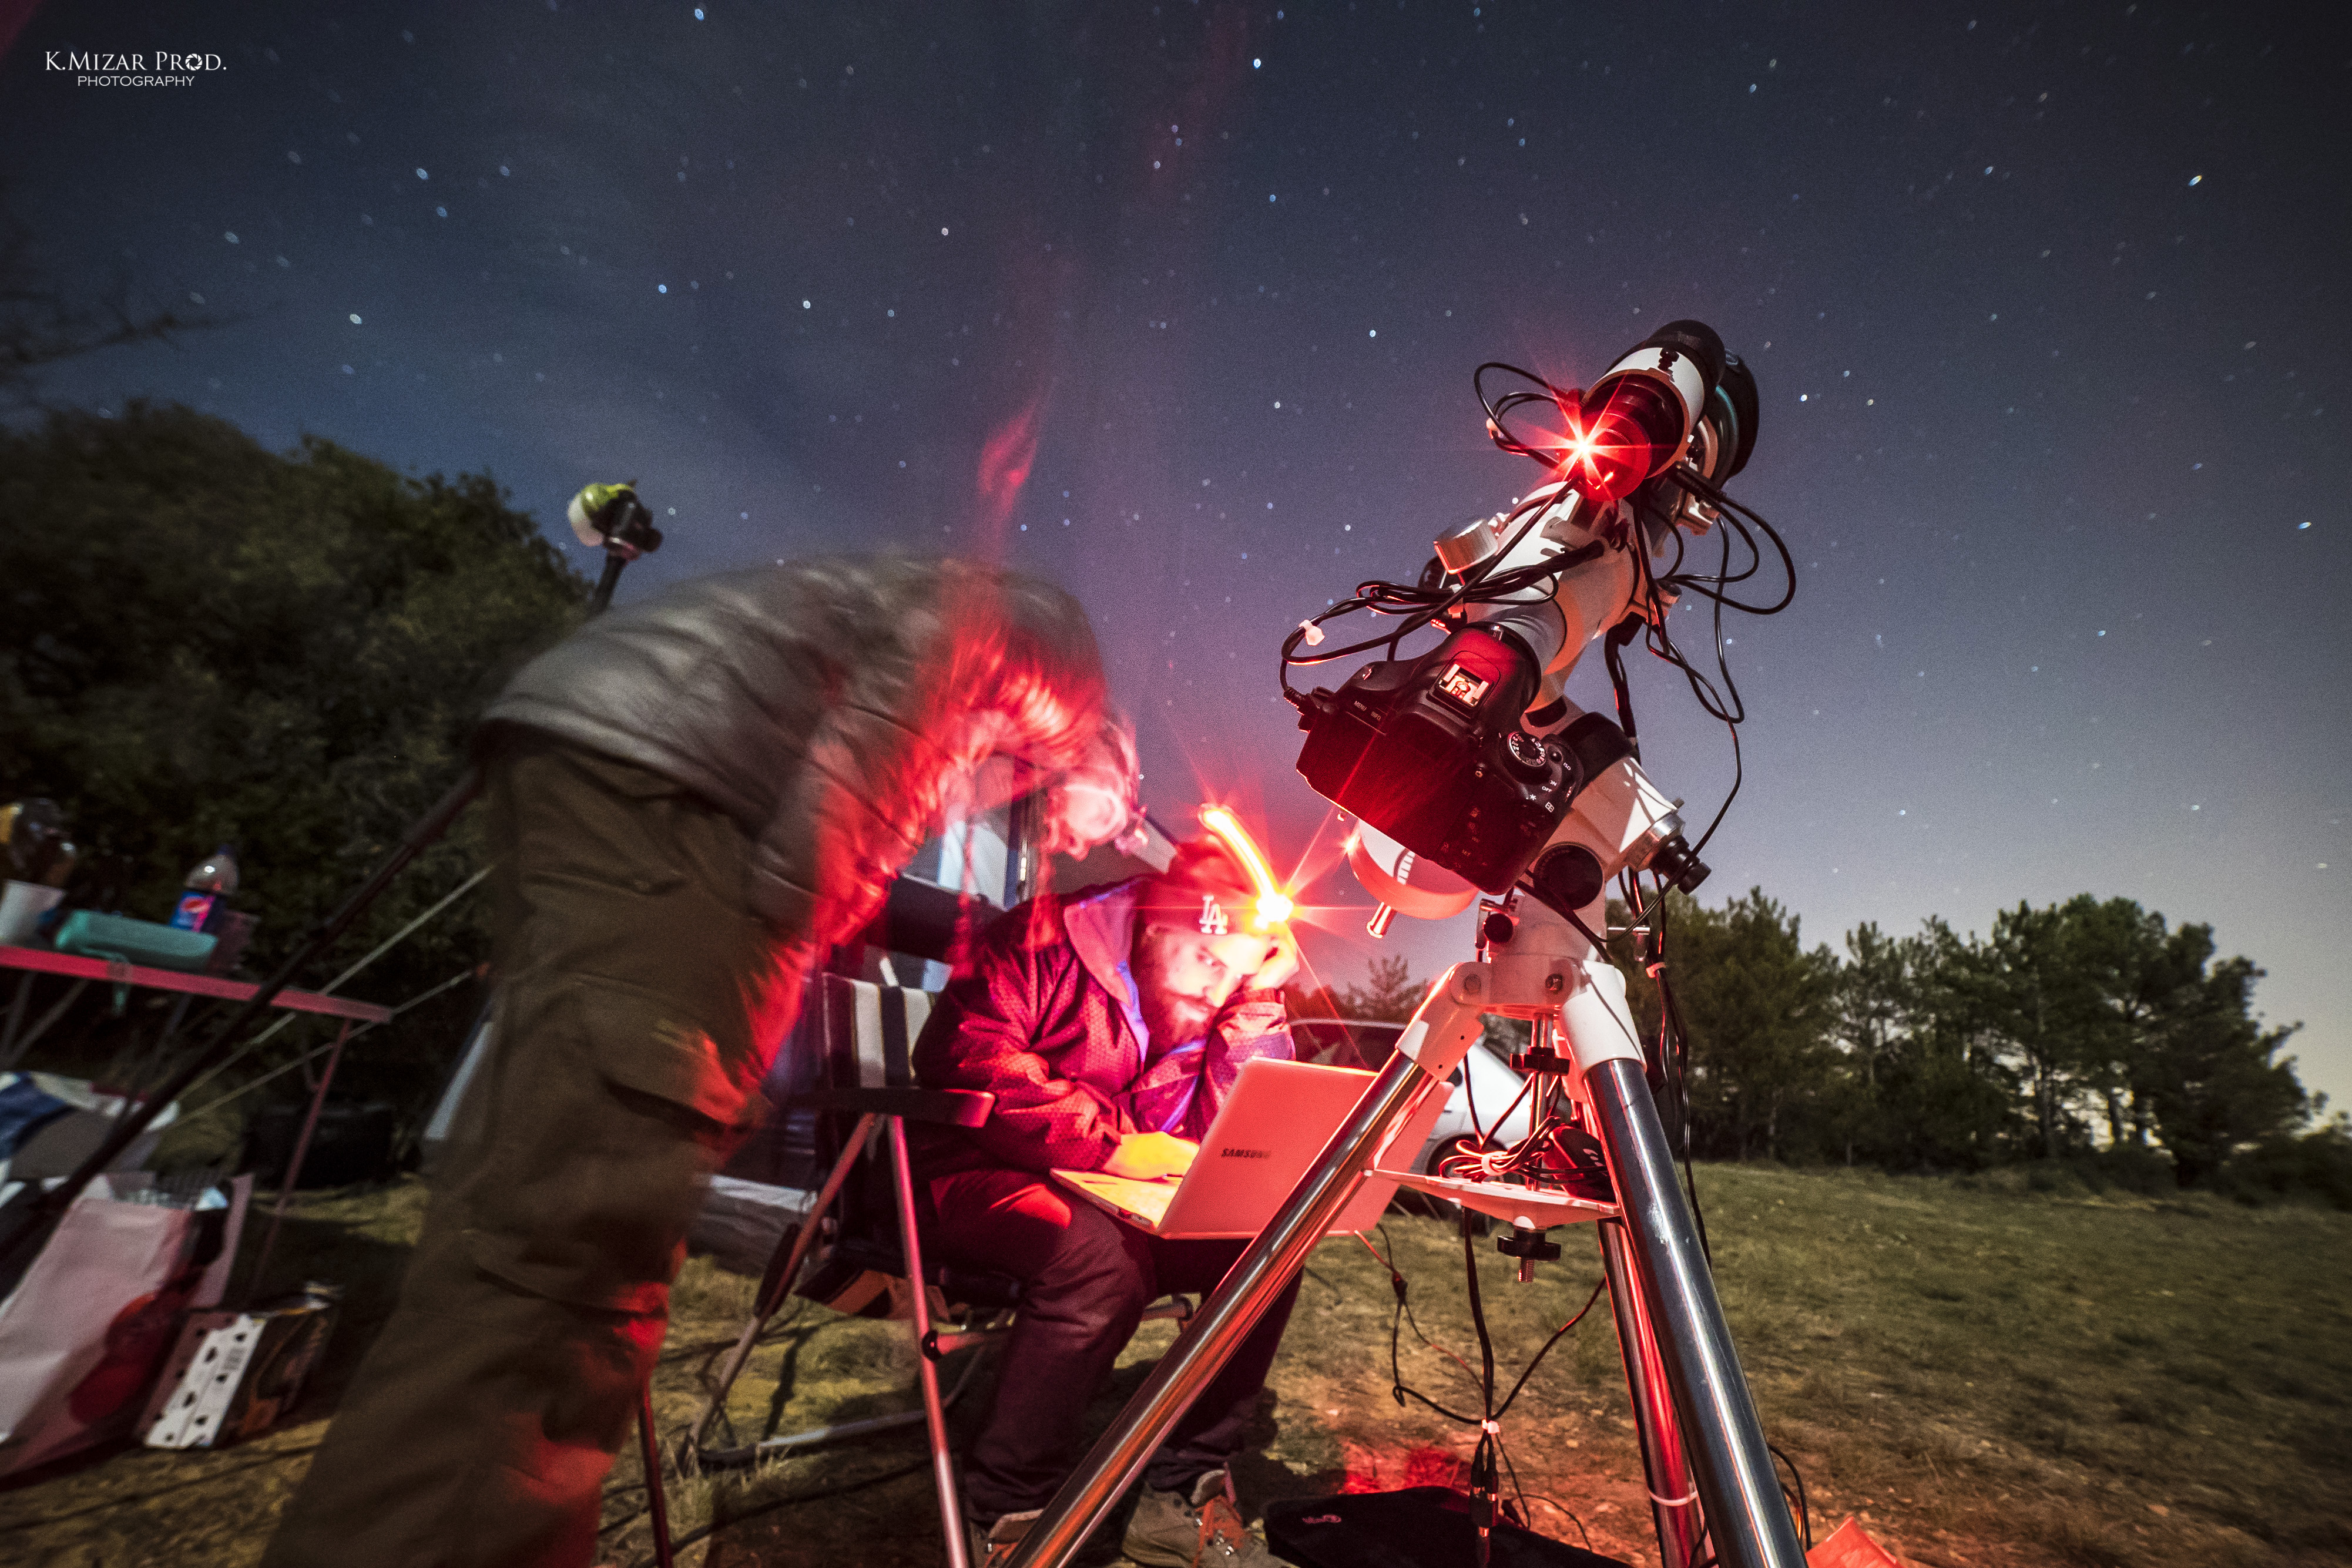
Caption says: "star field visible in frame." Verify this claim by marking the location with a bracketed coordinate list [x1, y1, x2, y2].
[5, 0, 2347, 1102]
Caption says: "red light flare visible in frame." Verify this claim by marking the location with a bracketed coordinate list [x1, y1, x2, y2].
[974, 396, 1043, 544]
[1494, 380, 1642, 506]
[1542, 396, 1653, 508]
[1570, 374, 1686, 506]
[1197, 803, 1296, 930]
[1155, 739, 1349, 921]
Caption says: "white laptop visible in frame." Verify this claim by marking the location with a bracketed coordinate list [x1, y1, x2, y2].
[1052, 1057, 1447, 1240]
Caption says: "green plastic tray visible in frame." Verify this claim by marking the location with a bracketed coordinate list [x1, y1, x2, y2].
[52, 911, 217, 972]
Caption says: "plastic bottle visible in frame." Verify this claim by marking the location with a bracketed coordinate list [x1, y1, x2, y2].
[172, 844, 240, 931]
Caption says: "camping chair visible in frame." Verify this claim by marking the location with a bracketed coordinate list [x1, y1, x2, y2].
[681, 975, 1193, 1568]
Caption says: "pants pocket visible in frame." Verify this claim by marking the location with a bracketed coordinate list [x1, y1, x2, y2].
[458, 980, 753, 1313]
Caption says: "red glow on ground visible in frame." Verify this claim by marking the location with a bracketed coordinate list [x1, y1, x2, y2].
[1340, 1442, 1469, 1494]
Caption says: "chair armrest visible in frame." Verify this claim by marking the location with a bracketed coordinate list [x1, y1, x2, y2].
[790, 1087, 995, 1128]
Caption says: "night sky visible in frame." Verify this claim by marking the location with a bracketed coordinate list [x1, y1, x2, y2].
[7, 2, 2348, 1108]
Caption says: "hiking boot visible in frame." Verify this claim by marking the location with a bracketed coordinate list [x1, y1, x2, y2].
[967, 1507, 1041, 1568]
[1122, 1469, 1274, 1567]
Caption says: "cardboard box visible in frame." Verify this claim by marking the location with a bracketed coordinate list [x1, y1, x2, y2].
[138, 1290, 337, 1451]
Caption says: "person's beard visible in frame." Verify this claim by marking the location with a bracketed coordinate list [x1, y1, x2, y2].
[1132, 930, 1216, 1050]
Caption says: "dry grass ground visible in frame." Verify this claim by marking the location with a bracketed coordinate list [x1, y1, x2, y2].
[2, 1164, 2345, 1568]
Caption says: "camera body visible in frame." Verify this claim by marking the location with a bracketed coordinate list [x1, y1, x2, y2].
[1295, 626, 1595, 895]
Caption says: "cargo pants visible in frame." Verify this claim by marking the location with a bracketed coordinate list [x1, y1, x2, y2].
[263, 734, 803, 1568]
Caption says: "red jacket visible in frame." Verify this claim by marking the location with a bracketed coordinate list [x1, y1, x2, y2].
[911, 878, 1293, 1176]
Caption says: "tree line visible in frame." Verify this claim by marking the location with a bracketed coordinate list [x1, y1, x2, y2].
[1, 402, 586, 1135]
[1290, 891, 2350, 1204]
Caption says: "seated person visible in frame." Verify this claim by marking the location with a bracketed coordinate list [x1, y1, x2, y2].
[911, 839, 1302, 1568]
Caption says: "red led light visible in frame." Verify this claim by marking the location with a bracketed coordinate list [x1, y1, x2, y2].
[1199, 805, 1294, 932]
[1548, 377, 1683, 506]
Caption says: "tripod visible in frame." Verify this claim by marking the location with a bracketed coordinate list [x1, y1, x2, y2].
[1004, 818, 1806, 1568]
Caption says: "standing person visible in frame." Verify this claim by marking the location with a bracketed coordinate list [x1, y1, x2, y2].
[911, 837, 1302, 1568]
[264, 556, 1137, 1568]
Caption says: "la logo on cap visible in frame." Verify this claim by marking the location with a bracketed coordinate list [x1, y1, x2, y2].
[1197, 897, 1230, 936]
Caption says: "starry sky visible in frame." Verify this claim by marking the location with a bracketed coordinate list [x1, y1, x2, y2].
[6, 1, 2349, 1109]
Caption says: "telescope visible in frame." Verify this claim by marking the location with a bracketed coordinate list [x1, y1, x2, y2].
[1006, 321, 1807, 1568]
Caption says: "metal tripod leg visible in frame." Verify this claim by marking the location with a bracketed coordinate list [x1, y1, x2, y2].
[243, 1018, 353, 1300]
[888, 1116, 971, 1568]
[1583, 1055, 1803, 1568]
[1598, 1216, 1705, 1568]
[639, 1381, 676, 1568]
[1004, 949, 1801, 1568]
[688, 1112, 879, 1455]
[1002, 969, 1489, 1568]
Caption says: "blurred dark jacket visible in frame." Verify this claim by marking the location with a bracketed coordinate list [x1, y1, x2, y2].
[479, 555, 1108, 952]
[911, 879, 1293, 1176]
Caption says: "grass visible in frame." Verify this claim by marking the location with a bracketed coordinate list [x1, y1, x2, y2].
[2, 1164, 2347, 1568]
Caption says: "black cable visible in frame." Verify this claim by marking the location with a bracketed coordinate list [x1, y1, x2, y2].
[1595, 466, 1793, 868]
[1524, 885, 1610, 955]
[616, 1452, 932, 1567]
[1516, 1492, 1595, 1552]
[1370, 1227, 1487, 1425]
[1662, 468, 1798, 616]
[1459, 1209, 1498, 1416]
[1277, 496, 1596, 703]
[1603, 616, 1643, 758]
[1459, 1208, 1504, 1568]
[1492, 1277, 1606, 1419]
[1495, 1435, 1529, 1526]
[1373, 1223, 1612, 1556]
[1649, 899, 1712, 1263]
[1627, 502, 1743, 727]
[1769, 1443, 1812, 1550]
[1433, 1069, 1548, 1183]
[1690, 720, 1743, 860]
[1474, 361, 1584, 472]
[1584, 612, 1715, 1266]
[1461, 1047, 1487, 1146]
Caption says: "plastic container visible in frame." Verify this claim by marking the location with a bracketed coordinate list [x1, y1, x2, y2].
[51, 911, 216, 972]
[0, 881, 65, 947]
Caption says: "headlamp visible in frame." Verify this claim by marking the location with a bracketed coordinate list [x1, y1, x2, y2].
[1197, 805, 1293, 934]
